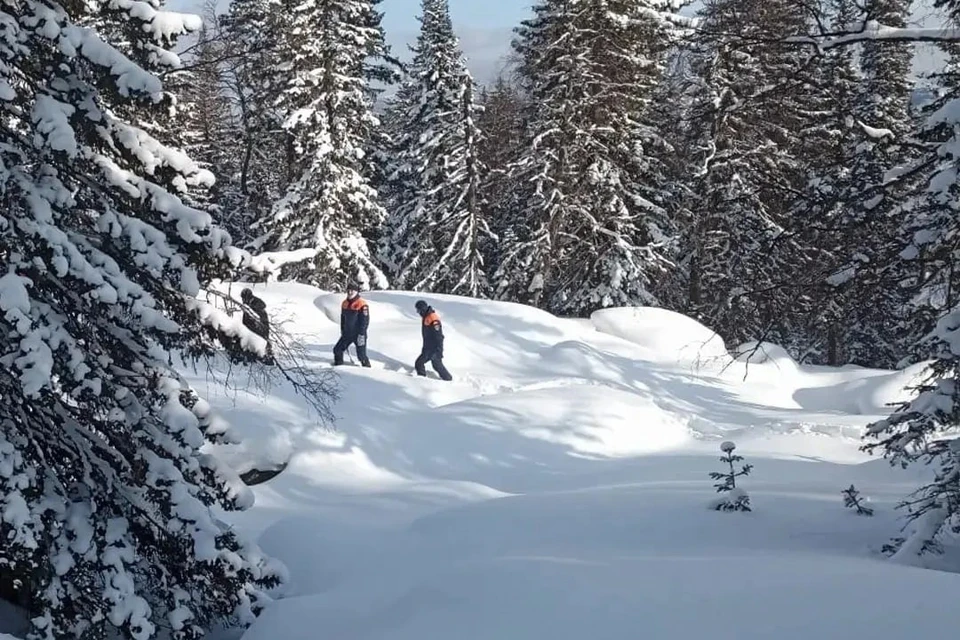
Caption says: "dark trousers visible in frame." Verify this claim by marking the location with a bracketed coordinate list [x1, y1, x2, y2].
[334, 335, 370, 367]
[415, 350, 452, 381]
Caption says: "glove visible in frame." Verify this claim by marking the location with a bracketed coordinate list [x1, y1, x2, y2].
[356, 335, 366, 347]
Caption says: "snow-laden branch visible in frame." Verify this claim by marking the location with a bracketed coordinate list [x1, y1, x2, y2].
[858, 120, 894, 140]
[246, 248, 320, 276]
[692, 20, 960, 52]
[108, 0, 203, 42]
[789, 20, 960, 49]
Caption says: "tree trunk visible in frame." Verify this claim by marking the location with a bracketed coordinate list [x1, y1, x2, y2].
[827, 323, 840, 366]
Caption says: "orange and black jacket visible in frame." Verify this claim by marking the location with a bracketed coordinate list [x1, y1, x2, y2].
[341, 296, 369, 338]
[420, 306, 444, 354]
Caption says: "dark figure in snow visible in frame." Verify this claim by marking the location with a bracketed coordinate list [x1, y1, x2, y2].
[414, 300, 452, 381]
[334, 283, 371, 367]
[240, 288, 273, 362]
[241, 288, 269, 341]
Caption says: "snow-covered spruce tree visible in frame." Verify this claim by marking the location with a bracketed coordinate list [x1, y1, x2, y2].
[495, 0, 676, 314]
[359, 0, 402, 235]
[828, 0, 916, 369]
[0, 2, 284, 638]
[255, 0, 392, 289]
[842, 484, 874, 516]
[708, 442, 753, 512]
[218, 0, 296, 250]
[381, 0, 492, 296]
[173, 13, 254, 245]
[673, 0, 817, 346]
[896, 29, 960, 357]
[476, 73, 526, 277]
[860, 16, 960, 560]
[488, 2, 549, 307]
[863, 327, 960, 556]
[780, 0, 864, 365]
[644, 48, 698, 311]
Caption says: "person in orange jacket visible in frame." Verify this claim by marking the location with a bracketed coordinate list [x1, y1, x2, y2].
[414, 299, 452, 381]
[334, 282, 371, 367]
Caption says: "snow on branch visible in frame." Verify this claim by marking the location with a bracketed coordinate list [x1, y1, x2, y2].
[101, 109, 215, 189]
[857, 120, 894, 140]
[694, 18, 960, 53]
[247, 249, 320, 276]
[60, 25, 163, 98]
[788, 21, 960, 50]
[186, 297, 269, 357]
[107, 0, 203, 42]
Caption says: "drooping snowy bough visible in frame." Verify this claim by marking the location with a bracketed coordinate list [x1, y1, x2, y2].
[864, 312, 960, 558]
[0, 1, 285, 638]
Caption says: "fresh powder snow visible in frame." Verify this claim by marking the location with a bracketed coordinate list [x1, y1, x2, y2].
[171, 283, 960, 640]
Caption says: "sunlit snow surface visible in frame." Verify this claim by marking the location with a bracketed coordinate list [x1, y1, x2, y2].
[179, 283, 960, 640]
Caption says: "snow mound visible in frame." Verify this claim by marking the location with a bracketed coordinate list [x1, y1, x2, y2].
[793, 361, 927, 415]
[434, 385, 690, 460]
[590, 307, 729, 368]
[857, 362, 926, 412]
[537, 340, 651, 389]
[733, 341, 801, 377]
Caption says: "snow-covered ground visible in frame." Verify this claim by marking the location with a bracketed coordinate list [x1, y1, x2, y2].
[183, 283, 960, 640]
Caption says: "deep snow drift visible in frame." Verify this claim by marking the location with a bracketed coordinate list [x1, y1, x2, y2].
[175, 284, 959, 640]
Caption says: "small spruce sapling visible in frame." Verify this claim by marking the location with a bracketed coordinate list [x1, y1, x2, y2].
[709, 441, 753, 511]
[842, 484, 874, 516]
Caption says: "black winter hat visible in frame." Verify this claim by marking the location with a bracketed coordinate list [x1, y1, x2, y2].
[415, 300, 429, 314]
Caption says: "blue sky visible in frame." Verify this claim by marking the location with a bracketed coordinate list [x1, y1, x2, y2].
[168, 0, 944, 84]
[380, 0, 529, 33]
[165, 0, 527, 82]
[380, 0, 530, 82]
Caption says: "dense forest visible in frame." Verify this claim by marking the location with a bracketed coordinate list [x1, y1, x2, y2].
[182, 0, 948, 371]
[3, 0, 960, 638]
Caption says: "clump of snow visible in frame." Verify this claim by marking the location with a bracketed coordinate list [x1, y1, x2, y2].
[32, 95, 78, 156]
[0, 273, 31, 319]
[248, 248, 320, 276]
[708, 485, 751, 511]
[108, 0, 202, 41]
[0, 80, 15, 101]
[590, 306, 729, 369]
[60, 25, 163, 98]
[858, 120, 894, 139]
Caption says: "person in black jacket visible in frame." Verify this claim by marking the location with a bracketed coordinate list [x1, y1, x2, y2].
[414, 299, 452, 381]
[334, 282, 371, 367]
[241, 288, 273, 362]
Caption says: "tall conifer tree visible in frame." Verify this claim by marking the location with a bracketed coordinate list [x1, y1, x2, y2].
[382, 0, 492, 296]
[497, 0, 676, 314]
[255, 0, 393, 289]
[0, 1, 284, 638]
